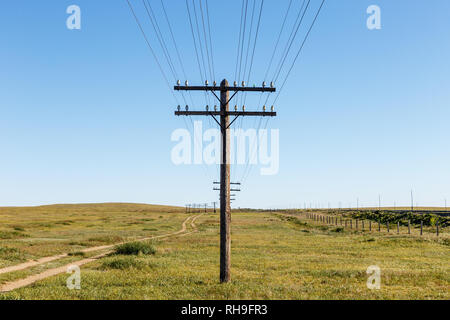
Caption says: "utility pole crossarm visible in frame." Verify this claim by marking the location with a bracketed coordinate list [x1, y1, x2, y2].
[174, 85, 275, 92]
[175, 111, 276, 117]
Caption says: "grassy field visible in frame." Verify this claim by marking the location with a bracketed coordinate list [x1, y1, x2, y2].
[0, 204, 448, 300]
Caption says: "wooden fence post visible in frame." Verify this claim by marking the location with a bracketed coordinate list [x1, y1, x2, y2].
[356, 220, 358, 230]
[397, 221, 400, 234]
[378, 221, 381, 232]
[436, 222, 439, 237]
[350, 220, 353, 229]
[408, 220, 411, 235]
[386, 222, 389, 233]
[420, 221, 423, 236]
[369, 220, 372, 231]
[362, 220, 365, 231]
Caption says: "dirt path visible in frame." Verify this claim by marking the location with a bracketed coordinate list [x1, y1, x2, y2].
[0, 216, 199, 282]
[0, 254, 68, 276]
[0, 253, 109, 293]
[0, 214, 202, 293]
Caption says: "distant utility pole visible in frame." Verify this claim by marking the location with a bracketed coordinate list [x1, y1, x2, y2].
[445, 198, 447, 211]
[175, 79, 275, 283]
[357, 198, 359, 210]
[411, 190, 414, 212]
[378, 195, 381, 210]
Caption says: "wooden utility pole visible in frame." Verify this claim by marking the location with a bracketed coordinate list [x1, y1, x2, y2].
[219, 81, 231, 282]
[174, 79, 276, 283]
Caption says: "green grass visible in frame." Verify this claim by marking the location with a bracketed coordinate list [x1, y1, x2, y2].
[100, 257, 151, 270]
[114, 242, 156, 256]
[0, 206, 447, 300]
[0, 204, 450, 300]
[0, 203, 187, 268]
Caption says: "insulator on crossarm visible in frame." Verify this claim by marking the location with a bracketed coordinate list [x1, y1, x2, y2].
[214, 105, 218, 111]
[234, 81, 237, 87]
[234, 105, 238, 111]
[206, 105, 209, 111]
[242, 105, 246, 112]
[213, 81, 217, 86]
[185, 80, 189, 86]
[271, 105, 274, 112]
[263, 105, 266, 112]
[241, 81, 246, 87]
[185, 105, 189, 111]
[262, 81, 266, 88]
[205, 80, 209, 86]
[177, 105, 181, 111]
[270, 81, 274, 88]
[177, 80, 180, 85]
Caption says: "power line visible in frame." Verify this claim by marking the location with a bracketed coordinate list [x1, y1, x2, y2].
[239, 0, 266, 184]
[263, 0, 293, 81]
[264, 0, 308, 107]
[205, 0, 216, 81]
[272, 0, 326, 106]
[125, 0, 179, 104]
[242, 0, 257, 89]
[192, 0, 209, 82]
[160, 0, 187, 81]
[272, 0, 309, 84]
[142, 0, 179, 81]
[237, 0, 249, 84]
[186, 0, 210, 108]
[234, 0, 246, 83]
[243, 0, 326, 183]
[160, 0, 195, 107]
[186, 0, 207, 84]
[246, 0, 264, 85]
[199, 0, 214, 82]
[243, 0, 265, 107]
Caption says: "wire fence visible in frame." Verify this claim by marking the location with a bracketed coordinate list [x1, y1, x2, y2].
[301, 211, 448, 238]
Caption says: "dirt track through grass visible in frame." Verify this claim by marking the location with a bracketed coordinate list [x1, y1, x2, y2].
[0, 214, 202, 292]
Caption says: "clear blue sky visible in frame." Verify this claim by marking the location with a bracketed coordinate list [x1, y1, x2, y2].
[1, 0, 449, 208]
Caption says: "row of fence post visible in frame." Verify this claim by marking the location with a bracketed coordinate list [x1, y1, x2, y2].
[305, 212, 440, 236]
